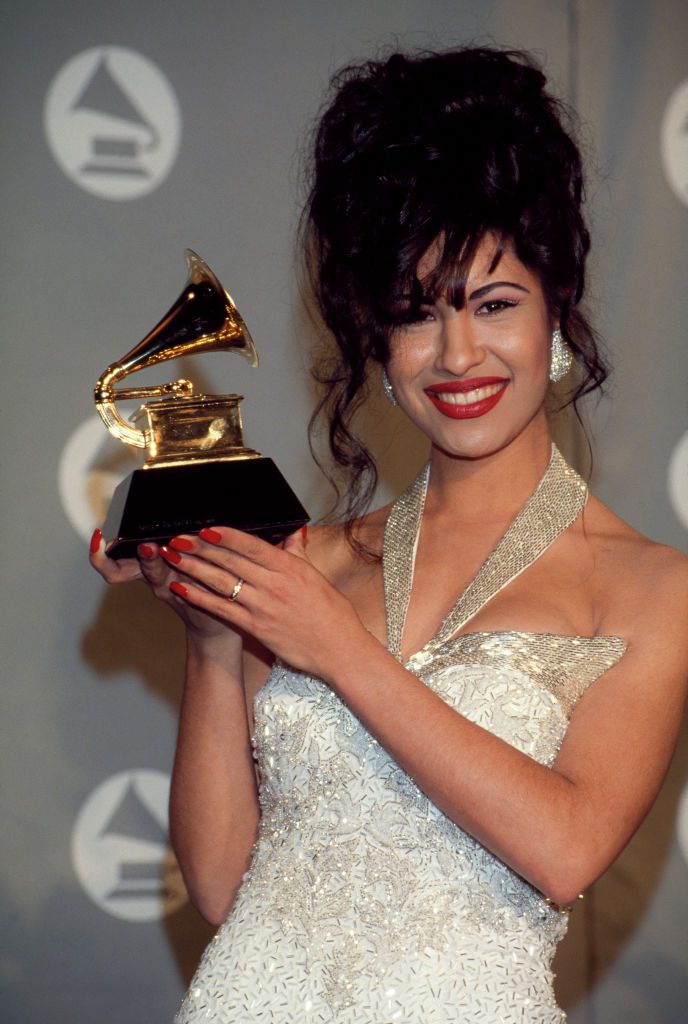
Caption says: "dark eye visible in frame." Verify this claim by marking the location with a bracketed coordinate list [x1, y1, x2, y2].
[408, 308, 436, 325]
[477, 298, 518, 316]
[394, 306, 435, 327]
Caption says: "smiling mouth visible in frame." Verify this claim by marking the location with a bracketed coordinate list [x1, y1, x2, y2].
[431, 382, 505, 404]
[425, 378, 509, 419]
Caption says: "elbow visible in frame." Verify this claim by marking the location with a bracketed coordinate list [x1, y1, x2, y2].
[194, 896, 234, 928]
[539, 875, 586, 909]
[534, 840, 604, 907]
[185, 875, 243, 927]
[170, 817, 259, 927]
[170, 839, 250, 929]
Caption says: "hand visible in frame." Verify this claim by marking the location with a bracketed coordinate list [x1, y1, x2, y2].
[156, 526, 367, 678]
[88, 528, 237, 644]
[89, 529, 146, 583]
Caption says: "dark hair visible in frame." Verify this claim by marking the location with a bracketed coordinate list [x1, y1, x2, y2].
[303, 46, 608, 530]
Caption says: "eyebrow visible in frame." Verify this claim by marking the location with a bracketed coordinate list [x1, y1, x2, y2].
[396, 280, 531, 306]
[468, 281, 530, 300]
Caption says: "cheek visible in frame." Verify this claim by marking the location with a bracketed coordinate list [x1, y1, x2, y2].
[387, 332, 436, 379]
[499, 327, 550, 375]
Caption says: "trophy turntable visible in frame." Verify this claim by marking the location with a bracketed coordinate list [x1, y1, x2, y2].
[94, 250, 308, 559]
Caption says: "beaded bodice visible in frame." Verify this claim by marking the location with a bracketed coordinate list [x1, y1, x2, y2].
[175, 447, 627, 1024]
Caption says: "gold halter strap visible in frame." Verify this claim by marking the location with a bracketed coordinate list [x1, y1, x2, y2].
[383, 445, 588, 662]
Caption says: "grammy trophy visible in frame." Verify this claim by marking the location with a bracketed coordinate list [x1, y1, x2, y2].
[94, 250, 308, 559]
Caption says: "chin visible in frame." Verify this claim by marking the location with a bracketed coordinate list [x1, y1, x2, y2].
[429, 415, 548, 463]
[433, 438, 511, 462]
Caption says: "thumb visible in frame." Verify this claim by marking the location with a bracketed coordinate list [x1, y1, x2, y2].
[283, 524, 309, 559]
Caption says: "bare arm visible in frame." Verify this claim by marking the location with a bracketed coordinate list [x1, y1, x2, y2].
[90, 533, 270, 924]
[160, 528, 688, 907]
[320, 600, 686, 904]
[169, 630, 270, 924]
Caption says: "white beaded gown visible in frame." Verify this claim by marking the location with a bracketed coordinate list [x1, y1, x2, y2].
[175, 448, 626, 1023]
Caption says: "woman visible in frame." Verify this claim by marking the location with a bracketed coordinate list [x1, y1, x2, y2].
[91, 48, 688, 1023]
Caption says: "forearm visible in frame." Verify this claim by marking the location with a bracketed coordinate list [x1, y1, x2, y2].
[170, 632, 260, 924]
[324, 632, 585, 904]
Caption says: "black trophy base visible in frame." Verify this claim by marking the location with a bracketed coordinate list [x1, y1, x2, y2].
[104, 457, 309, 559]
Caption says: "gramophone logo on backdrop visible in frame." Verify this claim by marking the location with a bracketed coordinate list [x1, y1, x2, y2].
[661, 78, 688, 207]
[668, 430, 688, 532]
[44, 47, 181, 200]
[71, 770, 187, 921]
[660, 80, 688, 534]
[58, 414, 138, 542]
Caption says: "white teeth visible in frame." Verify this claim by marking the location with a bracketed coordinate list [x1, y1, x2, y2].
[433, 383, 505, 405]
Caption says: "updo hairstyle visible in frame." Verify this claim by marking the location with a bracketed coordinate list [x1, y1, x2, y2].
[303, 47, 608, 527]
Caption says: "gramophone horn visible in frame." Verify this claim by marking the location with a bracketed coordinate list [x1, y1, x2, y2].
[94, 250, 258, 448]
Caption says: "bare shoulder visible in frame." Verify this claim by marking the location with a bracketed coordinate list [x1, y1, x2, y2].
[304, 505, 390, 587]
[582, 494, 688, 643]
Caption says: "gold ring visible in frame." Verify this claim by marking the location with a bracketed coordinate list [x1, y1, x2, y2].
[228, 577, 245, 602]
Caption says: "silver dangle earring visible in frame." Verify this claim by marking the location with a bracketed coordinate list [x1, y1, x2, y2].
[381, 366, 398, 405]
[549, 328, 573, 383]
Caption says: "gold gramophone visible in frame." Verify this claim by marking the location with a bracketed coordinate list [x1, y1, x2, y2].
[95, 249, 308, 558]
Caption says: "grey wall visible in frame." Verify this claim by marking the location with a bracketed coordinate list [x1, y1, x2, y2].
[2, 2, 686, 1021]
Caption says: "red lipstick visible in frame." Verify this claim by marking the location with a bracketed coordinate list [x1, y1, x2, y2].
[424, 377, 509, 419]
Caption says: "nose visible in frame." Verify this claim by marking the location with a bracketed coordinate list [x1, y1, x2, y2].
[434, 311, 486, 377]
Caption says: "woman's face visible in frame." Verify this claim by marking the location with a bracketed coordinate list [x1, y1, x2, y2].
[386, 236, 553, 460]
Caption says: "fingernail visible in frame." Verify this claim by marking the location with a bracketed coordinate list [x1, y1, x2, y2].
[160, 546, 182, 565]
[138, 543, 155, 559]
[300, 524, 308, 541]
[170, 581, 188, 598]
[200, 527, 222, 544]
[90, 528, 103, 555]
[170, 536, 194, 552]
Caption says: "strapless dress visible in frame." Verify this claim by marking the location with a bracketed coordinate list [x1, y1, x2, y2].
[175, 447, 626, 1023]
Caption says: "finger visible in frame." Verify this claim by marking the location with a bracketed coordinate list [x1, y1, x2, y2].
[168, 577, 255, 626]
[138, 543, 177, 588]
[161, 544, 261, 602]
[89, 529, 142, 583]
[166, 533, 275, 588]
[197, 526, 289, 571]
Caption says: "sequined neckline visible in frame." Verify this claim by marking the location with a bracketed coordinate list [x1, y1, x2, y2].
[383, 444, 589, 662]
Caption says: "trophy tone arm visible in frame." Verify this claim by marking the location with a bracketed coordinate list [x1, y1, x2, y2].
[95, 364, 194, 449]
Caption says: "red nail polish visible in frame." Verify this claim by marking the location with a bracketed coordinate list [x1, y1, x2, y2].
[170, 536, 194, 552]
[200, 527, 222, 544]
[90, 528, 103, 555]
[170, 581, 188, 598]
[138, 544, 155, 559]
[161, 546, 182, 565]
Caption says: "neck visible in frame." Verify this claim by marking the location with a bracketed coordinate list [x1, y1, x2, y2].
[426, 422, 553, 525]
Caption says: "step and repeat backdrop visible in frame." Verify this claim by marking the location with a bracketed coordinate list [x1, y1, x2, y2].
[2, 2, 686, 1021]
